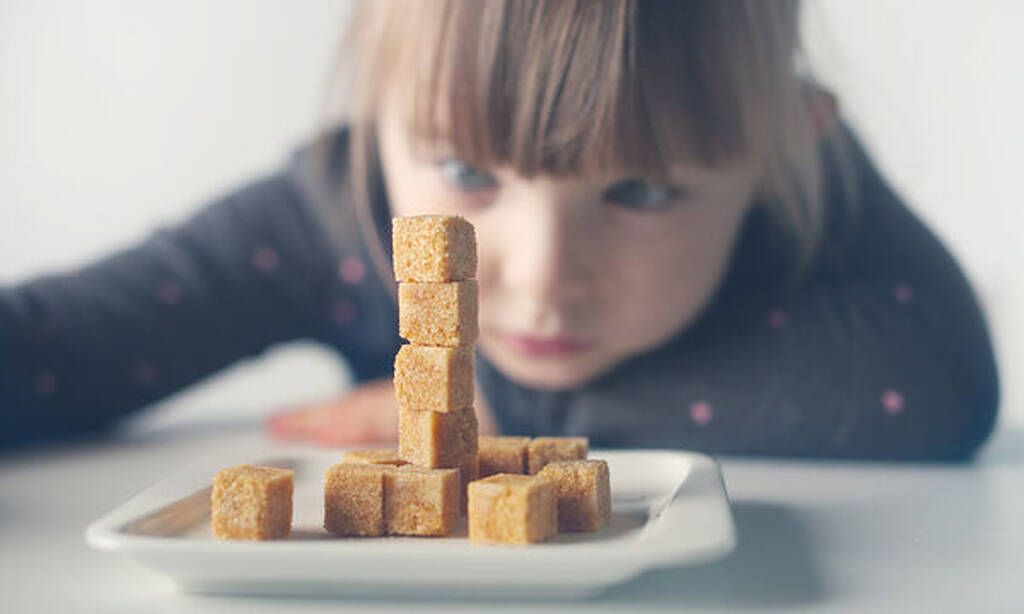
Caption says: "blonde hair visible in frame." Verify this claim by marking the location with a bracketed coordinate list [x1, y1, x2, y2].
[331, 0, 831, 288]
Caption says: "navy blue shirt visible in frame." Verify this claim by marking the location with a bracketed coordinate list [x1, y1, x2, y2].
[0, 127, 999, 459]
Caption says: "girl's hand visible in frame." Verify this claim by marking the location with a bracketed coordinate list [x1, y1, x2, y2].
[267, 378, 400, 446]
[266, 378, 499, 447]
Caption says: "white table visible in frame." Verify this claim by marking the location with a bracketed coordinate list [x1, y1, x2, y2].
[2, 423, 1022, 613]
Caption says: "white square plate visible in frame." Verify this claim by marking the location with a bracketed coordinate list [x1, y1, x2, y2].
[86, 448, 735, 600]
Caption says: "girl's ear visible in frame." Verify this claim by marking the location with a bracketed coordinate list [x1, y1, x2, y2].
[805, 87, 839, 140]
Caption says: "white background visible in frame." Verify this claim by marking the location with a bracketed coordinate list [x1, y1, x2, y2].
[1, 0, 1021, 428]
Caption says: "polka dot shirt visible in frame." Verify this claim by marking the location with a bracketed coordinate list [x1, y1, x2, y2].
[0, 127, 999, 459]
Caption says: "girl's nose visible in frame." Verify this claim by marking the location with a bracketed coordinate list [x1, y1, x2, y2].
[501, 203, 594, 310]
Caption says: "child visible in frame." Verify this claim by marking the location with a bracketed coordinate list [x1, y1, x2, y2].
[0, 0, 998, 459]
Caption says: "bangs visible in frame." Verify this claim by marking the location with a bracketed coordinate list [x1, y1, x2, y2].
[353, 0, 798, 178]
[342, 0, 826, 283]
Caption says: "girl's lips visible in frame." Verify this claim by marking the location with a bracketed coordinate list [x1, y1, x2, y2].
[498, 332, 593, 358]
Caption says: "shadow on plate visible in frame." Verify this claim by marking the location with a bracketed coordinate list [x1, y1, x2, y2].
[598, 501, 827, 609]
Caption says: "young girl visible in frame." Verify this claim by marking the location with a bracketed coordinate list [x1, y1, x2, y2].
[0, 0, 998, 459]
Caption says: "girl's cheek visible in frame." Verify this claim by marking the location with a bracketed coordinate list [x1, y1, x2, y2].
[603, 221, 732, 345]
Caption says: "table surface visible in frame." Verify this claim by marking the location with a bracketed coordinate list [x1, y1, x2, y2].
[2, 422, 1022, 613]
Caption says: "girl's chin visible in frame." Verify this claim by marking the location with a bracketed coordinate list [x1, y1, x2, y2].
[481, 344, 608, 391]
[502, 367, 587, 391]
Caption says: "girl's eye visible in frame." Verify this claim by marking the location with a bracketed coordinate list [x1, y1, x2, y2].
[437, 158, 498, 192]
[602, 179, 684, 211]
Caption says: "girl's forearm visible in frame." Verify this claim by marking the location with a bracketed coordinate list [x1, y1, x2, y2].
[0, 172, 344, 447]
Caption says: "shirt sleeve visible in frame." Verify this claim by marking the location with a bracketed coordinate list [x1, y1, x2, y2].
[0, 134, 399, 447]
[484, 129, 999, 461]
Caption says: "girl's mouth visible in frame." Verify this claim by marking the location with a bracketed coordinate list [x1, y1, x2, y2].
[498, 332, 593, 358]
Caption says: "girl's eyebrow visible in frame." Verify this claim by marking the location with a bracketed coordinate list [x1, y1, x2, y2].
[405, 135, 454, 161]
[598, 166, 694, 184]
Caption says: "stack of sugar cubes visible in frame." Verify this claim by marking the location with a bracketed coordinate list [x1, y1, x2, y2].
[209, 215, 612, 545]
[392, 215, 481, 508]
[322, 215, 479, 537]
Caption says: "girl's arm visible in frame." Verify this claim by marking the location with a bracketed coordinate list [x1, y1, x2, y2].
[562, 274, 997, 461]
[0, 140, 397, 447]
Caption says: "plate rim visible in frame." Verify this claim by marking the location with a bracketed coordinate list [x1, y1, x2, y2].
[85, 448, 736, 585]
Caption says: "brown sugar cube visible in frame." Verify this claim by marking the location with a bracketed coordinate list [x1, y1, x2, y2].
[384, 466, 460, 536]
[468, 474, 557, 545]
[394, 344, 475, 413]
[211, 464, 293, 540]
[527, 437, 589, 474]
[537, 459, 611, 532]
[323, 463, 388, 537]
[456, 453, 480, 513]
[399, 405, 478, 469]
[392, 215, 477, 282]
[342, 448, 408, 467]
[478, 436, 530, 478]
[398, 281, 478, 347]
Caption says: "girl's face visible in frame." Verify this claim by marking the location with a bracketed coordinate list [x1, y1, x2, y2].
[379, 111, 759, 391]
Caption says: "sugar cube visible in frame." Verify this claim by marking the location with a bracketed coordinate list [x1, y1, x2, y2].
[537, 459, 611, 532]
[211, 464, 293, 540]
[456, 453, 480, 512]
[527, 437, 588, 474]
[323, 463, 388, 537]
[399, 405, 478, 469]
[394, 344, 475, 413]
[468, 474, 557, 545]
[384, 465, 460, 536]
[398, 281, 478, 347]
[392, 215, 477, 282]
[478, 436, 530, 478]
[342, 448, 407, 467]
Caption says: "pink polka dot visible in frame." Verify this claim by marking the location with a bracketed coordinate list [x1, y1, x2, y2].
[690, 401, 714, 426]
[333, 299, 358, 325]
[132, 361, 157, 385]
[893, 283, 914, 304]
[252, 247, 280, 273]
[35, 372, 56, 396]
[769, 308, 789, 329]
[881, 389, 905, 415]
[339, 256, 367, 284]
[157, 280, 182, 305]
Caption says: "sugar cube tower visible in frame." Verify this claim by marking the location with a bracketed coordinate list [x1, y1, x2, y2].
[393, 216, 481, 510]
[322, 215, 479, 537]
